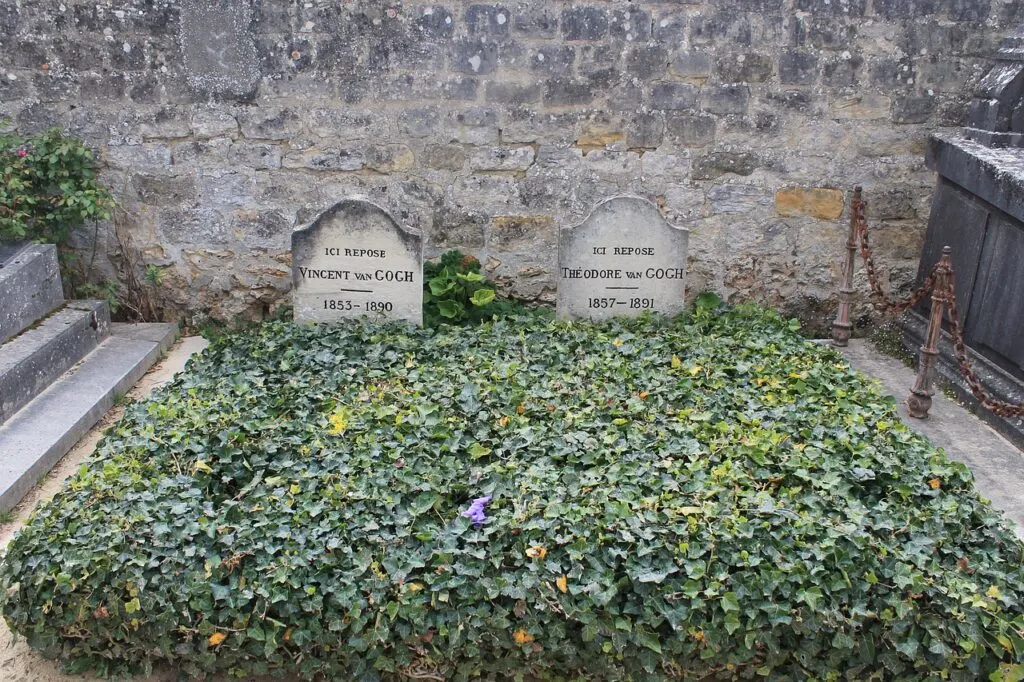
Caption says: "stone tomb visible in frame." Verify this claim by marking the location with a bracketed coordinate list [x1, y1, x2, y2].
[557, 197, 690, 321]
[291, 200, 423, 325]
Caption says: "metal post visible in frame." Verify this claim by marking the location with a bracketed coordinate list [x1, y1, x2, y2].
[907, 247, 952, 419]
[831, 186, 862, 347]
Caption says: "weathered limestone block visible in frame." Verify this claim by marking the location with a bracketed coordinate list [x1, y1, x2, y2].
[775, 187, 846, 220]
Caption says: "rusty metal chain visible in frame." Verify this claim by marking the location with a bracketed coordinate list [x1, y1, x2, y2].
[943, 264, 1024, 418]
[853, 195, 938, 315]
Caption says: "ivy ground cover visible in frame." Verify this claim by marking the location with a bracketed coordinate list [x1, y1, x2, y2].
[2, 305, 1024, 680]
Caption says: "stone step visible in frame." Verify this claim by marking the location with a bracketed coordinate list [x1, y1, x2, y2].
[0, 322, 178, 513]
[0, 243, 64, 345]
[0, 301, 111, 425]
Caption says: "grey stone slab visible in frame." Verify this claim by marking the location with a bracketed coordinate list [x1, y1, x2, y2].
[916, 178, 990, 322]
[292, 199, 423, 326]
[0, 243, 64, 344]
[836, 338, 1024, 539]
[179, 0, 260, 101]
[927, 132, 1024, 224]
[0, 301, 110, 425]
[557, 196, 689, 321]
[0, 242, 29, 266]
[963, 213, 1024, 373]
[0, 323, 177, 513]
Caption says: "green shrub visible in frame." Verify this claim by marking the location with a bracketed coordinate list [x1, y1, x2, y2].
[423, 250, 541, 327]
[2, 306, 1023, 680]
[0, 127, 113, 245]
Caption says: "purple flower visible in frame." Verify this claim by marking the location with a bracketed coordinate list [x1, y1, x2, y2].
[461, 495, 491, 526]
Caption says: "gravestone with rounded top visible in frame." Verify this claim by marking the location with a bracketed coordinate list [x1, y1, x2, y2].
[557, 196, 689, 320]
[292, 200, 423, 325]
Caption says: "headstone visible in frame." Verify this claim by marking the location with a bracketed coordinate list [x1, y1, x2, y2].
[179, 0, 261, 101]
[557, 196, 689, 320]
[291, 199, 423, 325]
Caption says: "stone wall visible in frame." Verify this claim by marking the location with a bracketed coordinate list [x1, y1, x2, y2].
[0, 0, 1017, 328]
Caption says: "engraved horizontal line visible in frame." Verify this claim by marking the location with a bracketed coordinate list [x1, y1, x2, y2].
[605, 286, 640, 290]
[338, 288, 374, 293]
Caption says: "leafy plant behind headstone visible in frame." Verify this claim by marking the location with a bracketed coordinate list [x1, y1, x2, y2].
[423, 250, 509, 326]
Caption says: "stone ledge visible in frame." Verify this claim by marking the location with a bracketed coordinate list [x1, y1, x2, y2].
[927, 132, 1024, 224]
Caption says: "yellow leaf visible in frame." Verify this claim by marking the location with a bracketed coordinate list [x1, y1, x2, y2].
[513, 628, 534, 645]
[987, 585, 1002, 599]
[192, 460, 213, 475]
[928, 478, 941, 490]
[407, 582, 424, 592]
[525, 546, 547, 560]
[689, 365, 703, 376]
[612, 338, 624, 347]
[328, 407, 350, 435]
[208, 631, 227, 647]
[638, 391, 650, 399]
[671, 355, 682, 369]
[516, 404, 525, 415]
[498, 416, 510, 427]
[556, 576, 568, 594]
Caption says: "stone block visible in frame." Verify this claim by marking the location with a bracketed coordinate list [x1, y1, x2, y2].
[708, 184, 772, 214]
[430, 204, 488, 249]
[544, 78, 594, 106]
[561, 7, 609, 41]
[470, 146, 537, 171]
[651, 82, 699, 110]
[775, 187, 845, 219]
[466, 5, 511, 36]
[179, 0, 260, 100]
[450, 38, 499, 75]
[105, 144, 174, 175]
[531, 45, 576, 75]
[830, 94, 892, 120]
[779, 50, 818, 85]
[421, 144, 467, 171]
[627, 45, 669, 80]
[610, 7, 652, 42]
[665, 112, 717, 145]
[283, 148, 364, 172]
[670, 51, 712, 80]
[701, 85, 750, 115]
[130, 173, 199, 206]
[228, 143, 282, 170]
[513, 4, 558, 37]
[692, 151, 759, 180]
[485, 81, 542, 104]
[414, 6, 456, 38]
[491, 215, 556, 249]
[364, 144, 415, 173]
[715, 53, 773, 83]
[238, 107, 302, 140]
[627, 112, 665, 149]
[892, 96, 935, 124]
[0, 300, 110, 425]
[0, 244, 63, 345]
[192, 105, 239, 137]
